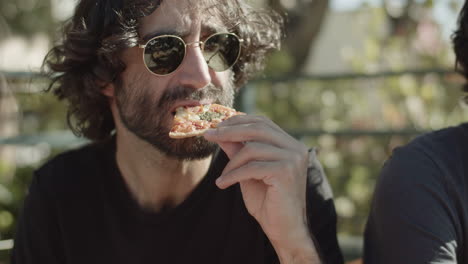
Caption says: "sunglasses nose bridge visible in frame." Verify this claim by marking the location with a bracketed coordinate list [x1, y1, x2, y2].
[185, 40, 204, 49]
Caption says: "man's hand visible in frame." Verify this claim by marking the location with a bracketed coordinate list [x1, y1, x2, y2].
[204, 115, 321, 264]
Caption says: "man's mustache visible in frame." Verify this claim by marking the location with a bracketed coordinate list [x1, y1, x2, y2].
[157, 84, 221, 108]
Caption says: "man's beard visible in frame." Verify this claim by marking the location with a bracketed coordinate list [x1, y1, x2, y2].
[114, 75, 236, 160]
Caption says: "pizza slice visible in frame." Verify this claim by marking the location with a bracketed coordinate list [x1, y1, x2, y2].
[169, 104, 245, 139]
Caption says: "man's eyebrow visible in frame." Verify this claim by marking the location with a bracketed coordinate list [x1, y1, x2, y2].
[141, 29, 191, 42]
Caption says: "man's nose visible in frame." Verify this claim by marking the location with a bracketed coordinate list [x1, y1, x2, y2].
[177, 44, 212, 90]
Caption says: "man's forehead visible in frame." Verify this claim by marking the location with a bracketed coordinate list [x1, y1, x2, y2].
[138, 0, 228, 39]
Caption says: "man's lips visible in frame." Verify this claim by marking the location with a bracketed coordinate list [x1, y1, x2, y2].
[169, 99, 214, 114]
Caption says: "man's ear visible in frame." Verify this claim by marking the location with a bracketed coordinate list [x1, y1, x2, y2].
[101, 82, 115, 97]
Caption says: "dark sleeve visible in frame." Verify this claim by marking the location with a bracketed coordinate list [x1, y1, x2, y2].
[11, 173, 66, 264]
[363, 146, 459, 264]
[307, 148, 344, 264]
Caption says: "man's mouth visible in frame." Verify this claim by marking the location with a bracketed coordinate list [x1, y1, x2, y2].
[169, 99, 214, 115]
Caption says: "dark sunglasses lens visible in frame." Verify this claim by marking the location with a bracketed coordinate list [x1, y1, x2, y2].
[143, 36, 185, 75]
[203, 34, 241, 72]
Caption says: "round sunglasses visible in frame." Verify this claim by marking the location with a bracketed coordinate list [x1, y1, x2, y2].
[138, 32, 243, 76]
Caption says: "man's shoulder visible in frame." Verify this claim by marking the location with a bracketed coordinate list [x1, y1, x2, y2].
[415, 122, 468, 147]
[38, 141, 106, 172]
[380, 123, 468, 193]
[33, 138, 114, 196]
[395, 122, 468, 163]
[364, 125, 467, 264]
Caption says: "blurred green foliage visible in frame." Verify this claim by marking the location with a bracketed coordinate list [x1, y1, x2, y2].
[0, 0, 54, 37]
[254, 0, 468, 239]
[252, 72, 468, 237]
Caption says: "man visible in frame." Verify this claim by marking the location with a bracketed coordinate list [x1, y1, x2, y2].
[12, 0, 344, 263]
[363, 2, 468, 263]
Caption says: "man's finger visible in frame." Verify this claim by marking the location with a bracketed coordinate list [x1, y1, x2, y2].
[216, 161, 282, 189]
[204, 123, 292, 149]
[216, 141, 243, 159]
[219, 115, 284, 134]
[221, 142, 286, 176]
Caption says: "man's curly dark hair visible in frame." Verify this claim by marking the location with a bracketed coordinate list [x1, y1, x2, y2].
[453, 0, 468, 103]
[43, 0, 283, 141]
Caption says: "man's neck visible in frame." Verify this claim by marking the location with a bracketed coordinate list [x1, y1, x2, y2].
[115, 132, 213, 212]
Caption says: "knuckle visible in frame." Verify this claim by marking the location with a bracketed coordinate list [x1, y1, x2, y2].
[300, 145, 309, 156]
[281, 163, 296, 182]
[291, 152, 304, 166]
[246, 161, 262, 171]
[297, 146, 310, 166]
[242, 143, 256, 156]
[280, 160, 294, 173]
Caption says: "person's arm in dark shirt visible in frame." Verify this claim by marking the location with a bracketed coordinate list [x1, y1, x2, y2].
[363, 146, 459, 263]
[12, 174, 66, 264]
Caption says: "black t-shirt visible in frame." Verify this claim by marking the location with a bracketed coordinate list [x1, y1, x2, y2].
[364, 123, 468, 263]
[12, 137, 343, 264]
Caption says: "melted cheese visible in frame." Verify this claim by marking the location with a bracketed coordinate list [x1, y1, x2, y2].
[175, 106, 201, 121]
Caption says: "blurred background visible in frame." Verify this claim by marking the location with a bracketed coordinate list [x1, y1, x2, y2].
[1, 0, 467, 262]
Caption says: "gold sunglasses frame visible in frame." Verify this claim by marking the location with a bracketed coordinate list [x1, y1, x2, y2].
[138, 32, 243, 76]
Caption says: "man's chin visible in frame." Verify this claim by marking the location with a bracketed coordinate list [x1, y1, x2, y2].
[149, 136, 218, 161]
